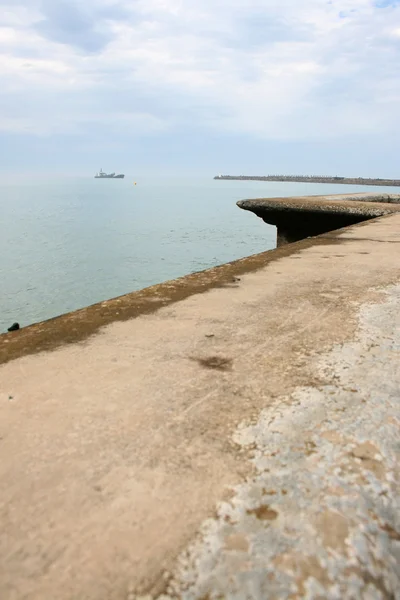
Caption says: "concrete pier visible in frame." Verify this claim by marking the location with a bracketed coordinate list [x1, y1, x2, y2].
[238, 193, 400, 246]
[0, 205, 399, 599]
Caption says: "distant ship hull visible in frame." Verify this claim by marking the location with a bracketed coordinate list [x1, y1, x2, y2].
[94, 175, 125, 179]
[95, 169, 125, 179]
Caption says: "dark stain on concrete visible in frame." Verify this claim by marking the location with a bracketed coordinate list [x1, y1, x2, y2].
[305, 440, 317, 455]
[380, 523, 400, 541]
[247, 505, 278, 521]
[193, 356, 233, 371]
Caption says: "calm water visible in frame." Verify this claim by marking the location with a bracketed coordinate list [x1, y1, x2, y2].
[0, 176, 397, 331]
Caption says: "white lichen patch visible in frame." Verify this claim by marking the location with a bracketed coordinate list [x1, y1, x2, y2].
[156, 285, 400, 600]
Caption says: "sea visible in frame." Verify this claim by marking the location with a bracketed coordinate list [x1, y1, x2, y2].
[0, 176, 398, 332]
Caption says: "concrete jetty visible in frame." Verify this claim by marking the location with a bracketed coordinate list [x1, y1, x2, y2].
[0, 196, 399, 599]
[215, 174, 400, 187]
[238, 192, 400, 245]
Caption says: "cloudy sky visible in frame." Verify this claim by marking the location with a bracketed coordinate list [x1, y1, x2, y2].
[1, 0, 399, 176]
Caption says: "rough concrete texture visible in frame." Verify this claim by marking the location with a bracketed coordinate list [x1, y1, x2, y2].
[237, 194, 400, 217]
[0, 215, 399, 600]
[161, 285, 400, 600]
[329, 193, 400, 203]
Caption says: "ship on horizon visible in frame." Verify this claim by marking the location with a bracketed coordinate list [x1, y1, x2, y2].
[95, 169, 125, 179]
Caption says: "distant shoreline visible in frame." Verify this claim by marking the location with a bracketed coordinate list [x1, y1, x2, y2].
[214, 175, 400, 187]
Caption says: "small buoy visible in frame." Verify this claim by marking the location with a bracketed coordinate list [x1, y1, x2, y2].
[134, 182, 137, 185]
[7, 322, 20, 332]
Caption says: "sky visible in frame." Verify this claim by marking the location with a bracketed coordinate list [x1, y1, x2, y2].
[0, 0, 400, 176]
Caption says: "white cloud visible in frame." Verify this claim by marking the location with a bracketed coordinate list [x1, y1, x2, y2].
[0, 0, 399, 140]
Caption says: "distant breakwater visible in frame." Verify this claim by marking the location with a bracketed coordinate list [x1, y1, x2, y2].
[214, 175, 400, 187]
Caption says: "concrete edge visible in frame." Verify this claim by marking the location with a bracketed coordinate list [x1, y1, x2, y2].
[0, 215, 392, 366]
[237, 196, 400, 217]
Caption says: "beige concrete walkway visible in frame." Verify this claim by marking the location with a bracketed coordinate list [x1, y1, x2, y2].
[0, 215, 399, 599]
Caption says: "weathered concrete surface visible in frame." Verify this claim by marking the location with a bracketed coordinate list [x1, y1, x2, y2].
[238, 194, 400, 246]
[164, 285, 400, 600]
[0, 215, 399, 600]
[237, 193, 400, 214]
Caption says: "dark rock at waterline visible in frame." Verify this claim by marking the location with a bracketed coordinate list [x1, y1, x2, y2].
[7, 323, 20, 332]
